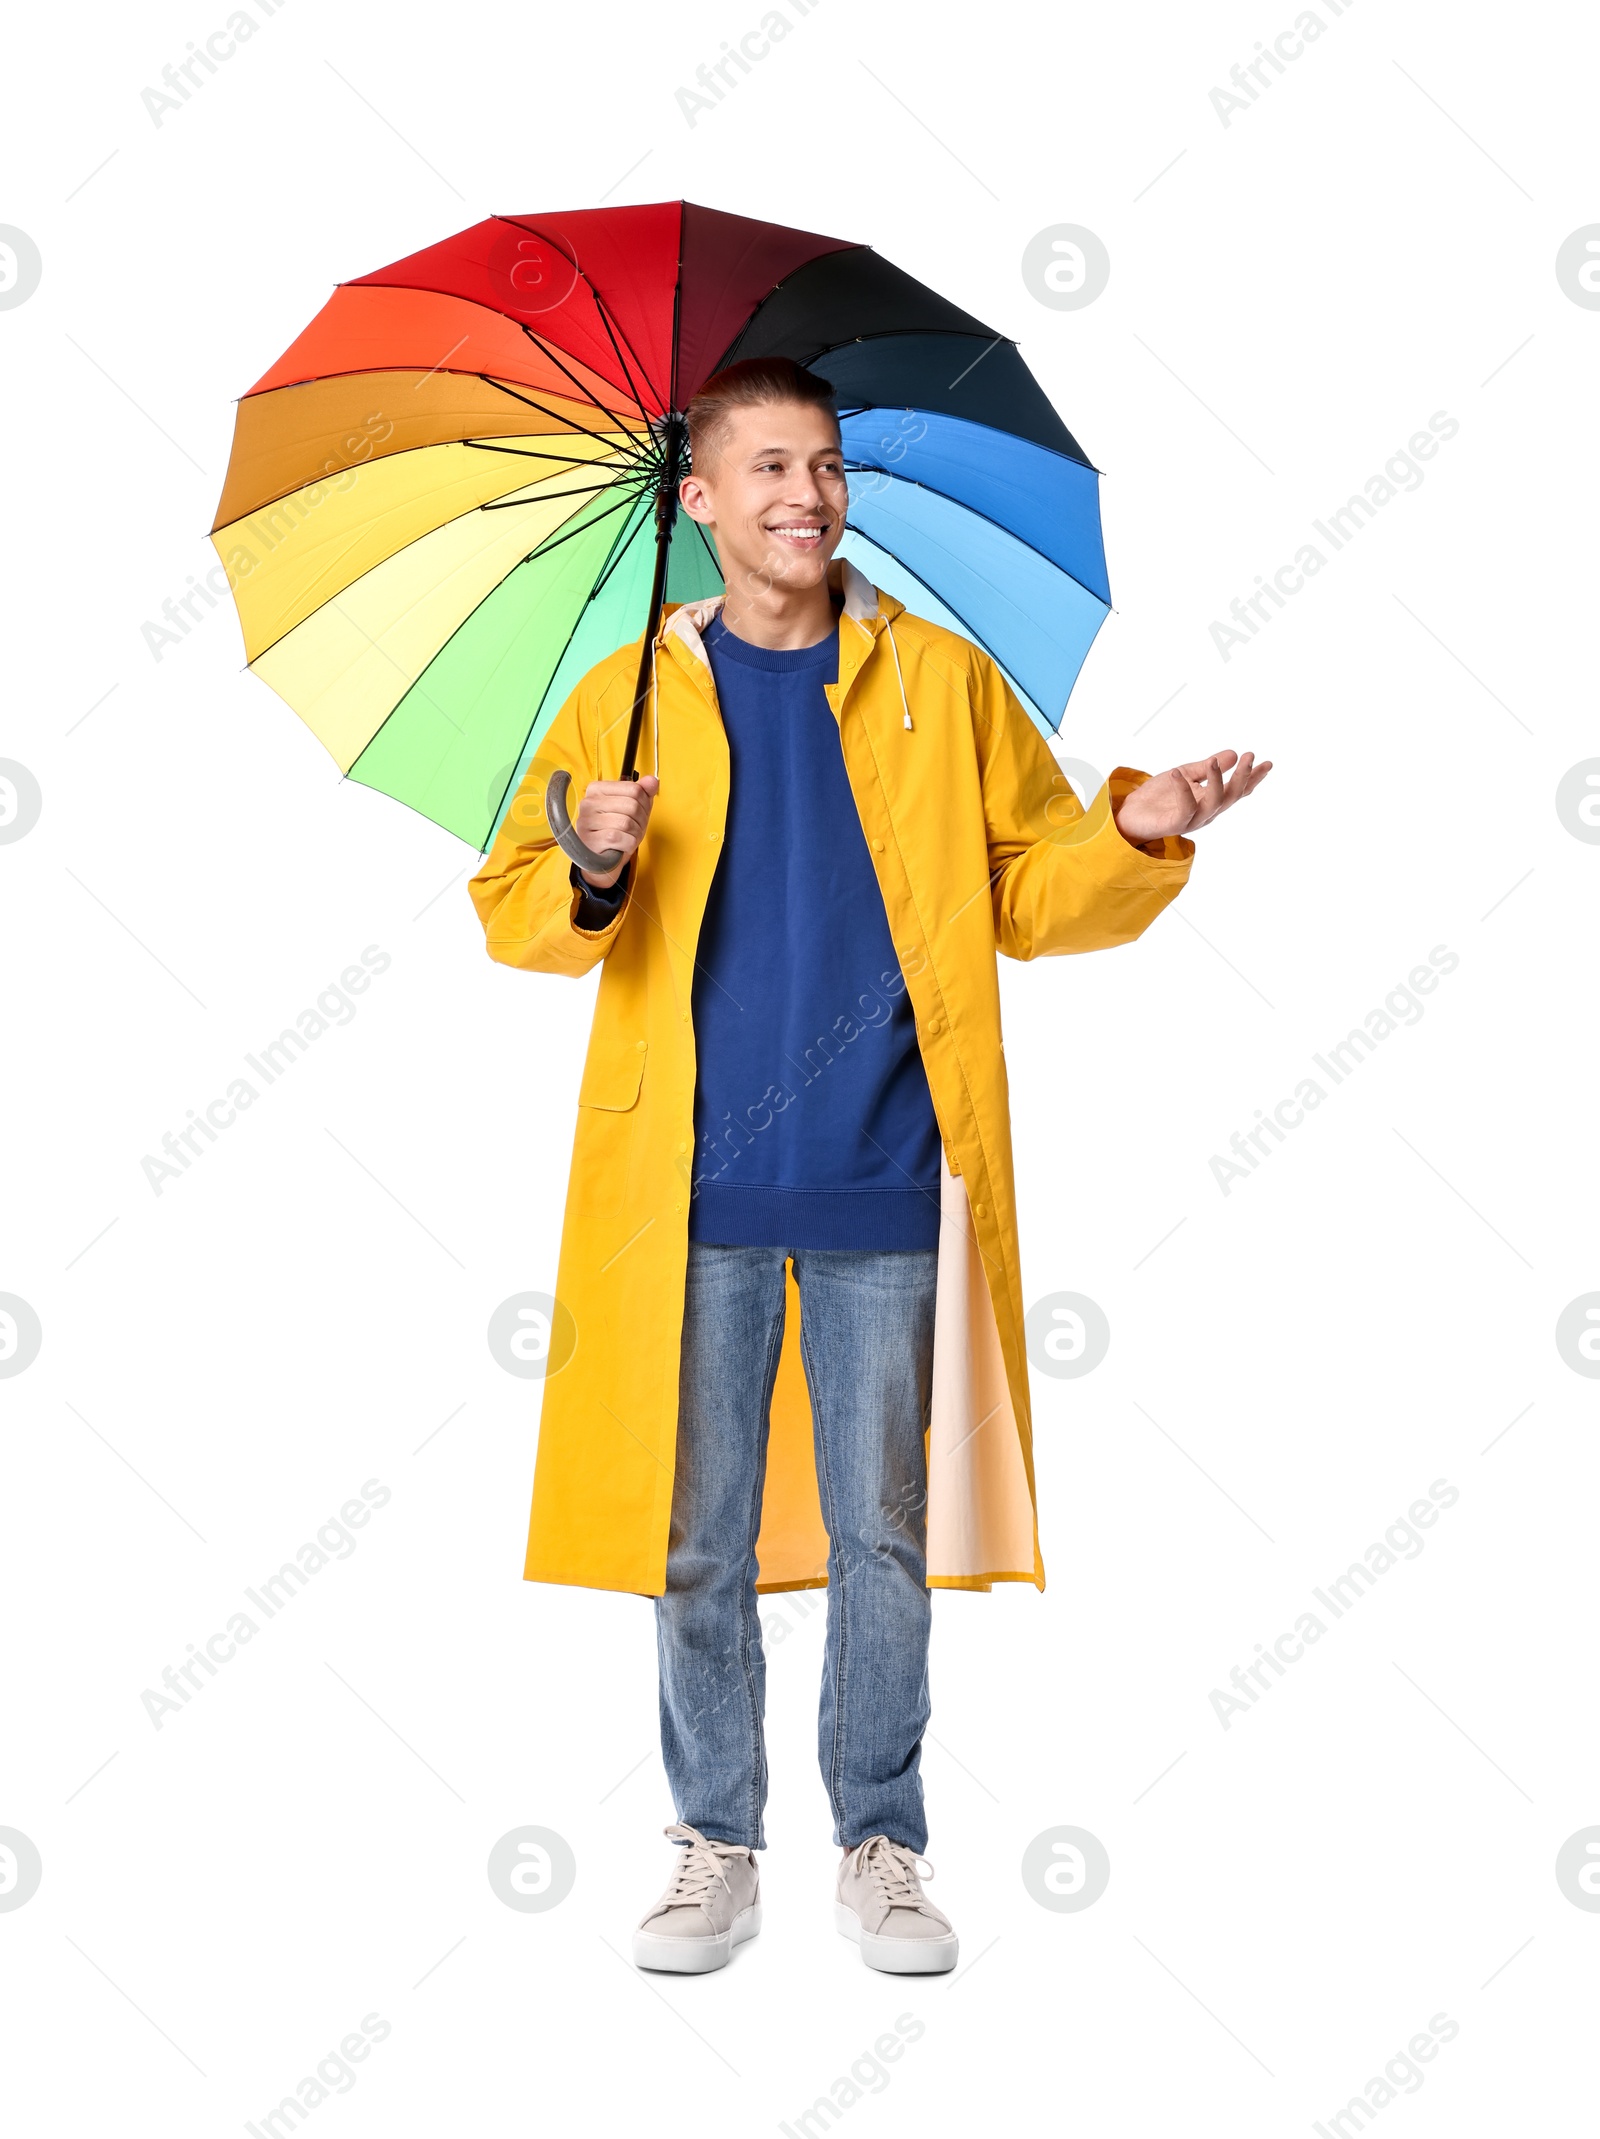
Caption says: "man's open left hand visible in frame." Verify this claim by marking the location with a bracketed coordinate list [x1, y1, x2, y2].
[1112, 750, 1272, 845]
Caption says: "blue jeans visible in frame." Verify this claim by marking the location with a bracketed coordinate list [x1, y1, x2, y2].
[655, 1242, 938, 1853]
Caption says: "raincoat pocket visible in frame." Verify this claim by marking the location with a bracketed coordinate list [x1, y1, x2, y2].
[578, 1040, 646, 1111]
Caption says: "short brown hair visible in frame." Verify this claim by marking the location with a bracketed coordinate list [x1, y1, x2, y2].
[685, 356, 839, 473]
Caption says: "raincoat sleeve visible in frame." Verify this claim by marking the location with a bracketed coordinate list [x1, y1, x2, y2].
[969, 648, 1195, 962]
[467, 673, 636, 977]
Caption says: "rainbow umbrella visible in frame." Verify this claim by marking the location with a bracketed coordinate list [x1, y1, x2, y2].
[211, 200, 1109, 860]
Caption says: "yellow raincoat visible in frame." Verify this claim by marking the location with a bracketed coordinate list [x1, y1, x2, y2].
[468, 557, 1193, 1595]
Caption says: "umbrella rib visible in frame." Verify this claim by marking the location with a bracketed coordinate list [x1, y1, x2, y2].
[480, 498, 655, 849]
[846, 462, 1108, 604]
[687, 512, 722, 583]
[343, 490, 635, 837]
[479, 371, 643, 454]
[517, 490, 639, 564]
[806, 326, 1016, 360]
[479, 480, 626, 514]
[587, 495, 654, 605]
[516, 324, 648, 437]
[669, 204, 684, 417]
[238, 483, 635, 668]
[494, 214, 669, 417]
[810, 340, 1095, 469]
[214, 398, 636, 534]
[342, 496, 630, 834]
[586, 286, 662, 425]
[463, 439, 632, 469]
[840, 521, 1055, 728]
[215, 440, 631, 547]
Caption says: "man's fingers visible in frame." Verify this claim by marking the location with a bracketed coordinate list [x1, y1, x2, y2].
[574, 774, 657, 862]
[574, 806, 642, 833]
[1146, 748, 1271, 836]
[1176, 750, 1238, 786]
[1172, 747, 1277, 823]
[1170, 756, 1219, 827]
[575, 805, 648, 834]
[1189, 755, 1224, 826]
[580, 779, 656, 824]
[1216, 752, 1272, 812]
[576, 818, 645, 855]
[1220, 750, 1255, 808]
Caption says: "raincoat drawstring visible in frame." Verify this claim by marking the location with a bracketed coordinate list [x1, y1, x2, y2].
[885, 616, 913, 728]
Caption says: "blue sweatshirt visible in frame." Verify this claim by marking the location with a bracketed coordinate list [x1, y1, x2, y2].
[575, 607, 942, 1249]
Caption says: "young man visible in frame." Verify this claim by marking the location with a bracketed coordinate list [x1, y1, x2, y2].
[469, 357, 1269, 1978]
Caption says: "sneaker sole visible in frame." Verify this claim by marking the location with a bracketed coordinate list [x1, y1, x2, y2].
[835, 1901, 958, 1974]
[632, 1902, 761, 1974]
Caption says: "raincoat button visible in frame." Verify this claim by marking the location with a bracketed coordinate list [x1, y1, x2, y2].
[871, 838, 884, 852]
[635, 1039, 646, 1051]
[974, 1201, 987, 1218]
[677, 1140, 690, 1154]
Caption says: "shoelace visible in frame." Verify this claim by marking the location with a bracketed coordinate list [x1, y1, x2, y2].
[661, 1822, 747, 1905]
[853, 1834, 935, 1907]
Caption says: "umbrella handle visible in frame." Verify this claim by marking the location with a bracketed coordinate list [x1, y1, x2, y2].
[543, 768, 625, 878]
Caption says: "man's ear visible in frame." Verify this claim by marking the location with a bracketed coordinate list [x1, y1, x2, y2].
[678, 474, 714, 525]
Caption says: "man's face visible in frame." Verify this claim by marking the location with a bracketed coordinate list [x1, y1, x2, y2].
[678, 400, 849, 600]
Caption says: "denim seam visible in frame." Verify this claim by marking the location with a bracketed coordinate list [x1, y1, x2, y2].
[735, 1266, 789, 1850]
[797, 1296, 851, 1845]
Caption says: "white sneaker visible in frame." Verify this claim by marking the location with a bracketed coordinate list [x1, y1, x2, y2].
[836, 1835, 958, 1974]
[632, 1823, 762, 1974]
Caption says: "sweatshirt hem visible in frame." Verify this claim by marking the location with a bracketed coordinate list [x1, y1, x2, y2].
[689, 1181, 941, 1251]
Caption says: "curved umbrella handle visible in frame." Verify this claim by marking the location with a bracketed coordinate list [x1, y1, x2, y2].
[543, 768, 625, 878]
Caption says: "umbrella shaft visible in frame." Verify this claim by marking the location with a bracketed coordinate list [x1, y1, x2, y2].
[620, 421, 686, 780]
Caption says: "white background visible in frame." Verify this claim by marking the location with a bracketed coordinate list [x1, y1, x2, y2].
[3, 0, 1597, 2131]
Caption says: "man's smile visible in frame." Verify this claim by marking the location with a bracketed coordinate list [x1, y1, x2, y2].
[763, 520, 829, 550]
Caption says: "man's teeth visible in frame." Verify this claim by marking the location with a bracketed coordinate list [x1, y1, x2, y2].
[771, 526, 823, 539]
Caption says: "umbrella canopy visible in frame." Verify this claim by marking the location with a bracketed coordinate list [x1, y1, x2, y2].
[211, 200, 1110, 851]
